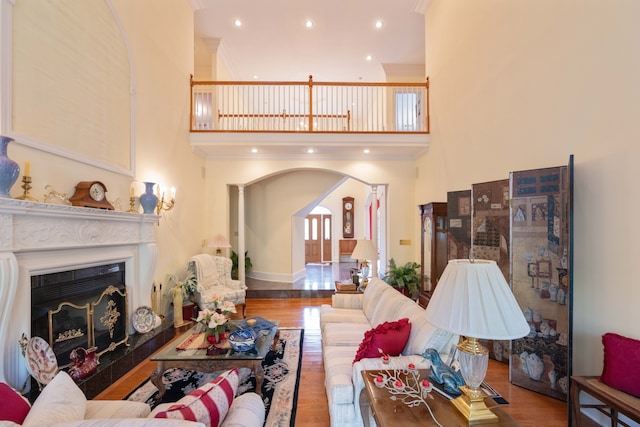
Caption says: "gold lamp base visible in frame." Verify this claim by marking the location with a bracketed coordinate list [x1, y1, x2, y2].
[450, 385, 499, 425]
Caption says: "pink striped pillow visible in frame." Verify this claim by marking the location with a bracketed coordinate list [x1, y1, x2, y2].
[154, 368, 239, 427]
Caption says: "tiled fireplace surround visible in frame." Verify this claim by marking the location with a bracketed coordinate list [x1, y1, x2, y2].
[0, 198, 170, 396]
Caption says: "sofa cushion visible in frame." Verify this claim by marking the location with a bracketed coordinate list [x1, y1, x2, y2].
[0, 382, 30, 424]
[362, 278, 391, 320]
[354, 318, 411, 362]
[396, 302, 457, 356]
[369, 287, 414, 327]
[323, 322, 370, 346]
[22, 371, 87, 426]
[154, 368, 239, 427]
[323, 345, 360, 405]
[320, 305, 369, 332]
[600, 332, 640, 397]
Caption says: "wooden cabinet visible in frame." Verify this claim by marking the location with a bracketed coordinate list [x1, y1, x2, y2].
[419, 202, 448, 297]
[339, 239, 357, 255]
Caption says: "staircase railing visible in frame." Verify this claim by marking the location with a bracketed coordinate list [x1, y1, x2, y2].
[190, 75, 429, 134]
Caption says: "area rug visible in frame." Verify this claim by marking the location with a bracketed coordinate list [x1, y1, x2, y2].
[126, 327, 304, 427]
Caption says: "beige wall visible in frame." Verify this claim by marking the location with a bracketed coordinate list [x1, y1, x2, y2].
[205, 159, 417, 281]
[419, 0, 640, 375]
[4, 0, 206, 308]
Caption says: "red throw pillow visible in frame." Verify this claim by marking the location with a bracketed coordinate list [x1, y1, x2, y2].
[354, 318, 412, 363]
[154, 368, 239, 427]
[0, 382, 31, 423]
[599, 332, 640, 397]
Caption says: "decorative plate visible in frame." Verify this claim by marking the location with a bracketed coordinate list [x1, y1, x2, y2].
[228, 328, 256, 352]
[132, 306, 155, 333]
[25, 336, 58, 385]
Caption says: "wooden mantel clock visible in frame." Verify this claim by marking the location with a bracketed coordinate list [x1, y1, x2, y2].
[342, 196, 354, 238]
[69, 181, 115, 210]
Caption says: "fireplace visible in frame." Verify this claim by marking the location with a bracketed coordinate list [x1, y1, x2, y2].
[31, 262, 129, 367]
[0, 198, 159, 391]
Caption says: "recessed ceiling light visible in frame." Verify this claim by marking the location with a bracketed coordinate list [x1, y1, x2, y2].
[307, 148, 315, 154]
[234, 19, 243, 27]
[253, 75, 258, 79]
[251, 148, 258, 153]
[305, 19, 314, 28]
[363, 149, 370, 154]
[375, 20, 383, 29]
[366, 55, 373, 61]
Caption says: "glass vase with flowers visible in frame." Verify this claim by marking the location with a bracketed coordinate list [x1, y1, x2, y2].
[195, 296, 237, 344]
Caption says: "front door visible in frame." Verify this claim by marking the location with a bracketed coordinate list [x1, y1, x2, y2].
[305, 214, 333, 263]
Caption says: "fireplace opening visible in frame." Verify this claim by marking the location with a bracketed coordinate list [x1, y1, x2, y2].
[31, 262, 129, 367]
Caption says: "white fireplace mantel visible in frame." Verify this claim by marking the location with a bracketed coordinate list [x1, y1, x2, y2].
[0, 198, 159, 389]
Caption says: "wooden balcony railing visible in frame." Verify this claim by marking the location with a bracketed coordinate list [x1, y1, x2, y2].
[190, 75, 429, 134]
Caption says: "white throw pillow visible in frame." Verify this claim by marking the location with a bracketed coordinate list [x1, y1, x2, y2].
[22, 371, 87, 426]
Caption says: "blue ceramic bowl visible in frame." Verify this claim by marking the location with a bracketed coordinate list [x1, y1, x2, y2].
[228, 328, 256, 352]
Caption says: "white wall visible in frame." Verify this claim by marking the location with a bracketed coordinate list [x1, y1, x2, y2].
[3, 0, 206, 312]
[419, 0, 640, 376]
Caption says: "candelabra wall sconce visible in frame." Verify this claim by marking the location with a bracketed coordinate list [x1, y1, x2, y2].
[156, 186, 176, 214]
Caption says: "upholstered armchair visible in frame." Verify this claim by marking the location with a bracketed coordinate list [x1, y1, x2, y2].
[188, 254, 247, 318]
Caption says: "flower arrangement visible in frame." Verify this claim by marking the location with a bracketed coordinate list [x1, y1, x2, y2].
[195, 295, 237, 342]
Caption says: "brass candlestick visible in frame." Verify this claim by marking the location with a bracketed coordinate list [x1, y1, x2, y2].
[128, 196, 137, 213]
[15, 175, 38, 201]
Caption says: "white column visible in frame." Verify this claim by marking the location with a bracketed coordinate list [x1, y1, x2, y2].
[371, 185, 379, 279]
[237, 184, 246, 283]
[0, 251, 19, 387]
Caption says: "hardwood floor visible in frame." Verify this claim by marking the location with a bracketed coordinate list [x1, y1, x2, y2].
[95, 298, 568, 426]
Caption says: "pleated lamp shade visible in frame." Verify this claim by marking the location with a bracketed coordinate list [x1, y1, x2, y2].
[424, 259, 529, 340]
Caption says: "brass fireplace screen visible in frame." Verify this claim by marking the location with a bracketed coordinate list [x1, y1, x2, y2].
[47, 285, 129, 368]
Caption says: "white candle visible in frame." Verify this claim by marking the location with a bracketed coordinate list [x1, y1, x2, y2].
[24, 161, 31, 176]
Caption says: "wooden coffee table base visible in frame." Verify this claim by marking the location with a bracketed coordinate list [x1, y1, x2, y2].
[151, 358, 265, 398]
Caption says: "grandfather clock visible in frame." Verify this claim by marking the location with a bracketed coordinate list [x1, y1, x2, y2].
[419, 202, 447, 305]
[342, 197, 354, 238]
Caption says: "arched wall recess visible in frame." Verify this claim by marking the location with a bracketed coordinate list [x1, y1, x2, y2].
[2, 0, 135, 175]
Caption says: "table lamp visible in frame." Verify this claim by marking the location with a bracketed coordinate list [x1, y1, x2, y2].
[207, 234, 231, 256]
[351, 239, 378, 288]
[424, 259, 529, 424]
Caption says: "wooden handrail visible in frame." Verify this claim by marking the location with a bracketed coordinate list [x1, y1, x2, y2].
[191, 75, 428, 133]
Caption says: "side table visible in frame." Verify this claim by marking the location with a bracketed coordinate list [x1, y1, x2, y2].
[360, 369, 520, 427]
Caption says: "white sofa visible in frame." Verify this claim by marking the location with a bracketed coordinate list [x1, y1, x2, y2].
[1, 371, 264, 427]
[189, 254, 248, 318]
[320, 277, 459, 427]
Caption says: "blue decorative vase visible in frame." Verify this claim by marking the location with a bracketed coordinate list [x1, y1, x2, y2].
[139, 181, 159, 214]
[0, 136, 20, 198]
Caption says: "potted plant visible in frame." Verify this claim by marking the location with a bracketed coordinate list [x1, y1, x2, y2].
[166, 271, 198, 302]
[383, 258, 421, 300]
[231, 250, 253, 280]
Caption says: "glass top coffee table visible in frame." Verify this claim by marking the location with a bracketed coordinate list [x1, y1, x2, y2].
[150, 317, 279, 397]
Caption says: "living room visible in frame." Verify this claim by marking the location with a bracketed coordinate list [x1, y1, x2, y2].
[1, 1, 639, 426]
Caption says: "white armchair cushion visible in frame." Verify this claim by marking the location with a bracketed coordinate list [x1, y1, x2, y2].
[190, 255, 247, 309]
[22, 371, 86, 426]
[85, 400, 151, 419]
[34, 420, 205, 427]
[220, 393, 265, 427]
